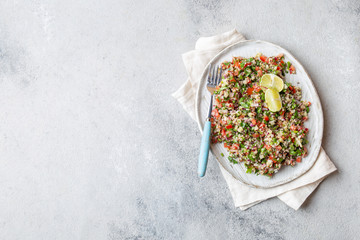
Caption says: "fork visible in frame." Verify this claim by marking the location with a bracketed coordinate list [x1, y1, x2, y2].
[198, 64, 222, 177]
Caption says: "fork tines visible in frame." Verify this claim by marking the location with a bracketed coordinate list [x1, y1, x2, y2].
[207, 65, 222, 87]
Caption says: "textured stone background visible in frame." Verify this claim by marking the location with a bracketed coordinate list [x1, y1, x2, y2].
[0, 0, 359, 239]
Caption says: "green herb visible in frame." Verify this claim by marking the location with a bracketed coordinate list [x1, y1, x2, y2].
[260, 92, 265, 101]
[240, 102, 250, 109]
[290, 144, 295, 151]
[218, 86, 229, 92]
[287, 62, 291, 69]
[296, 149, 302, 156]
[257, 107, 262, 114]
[245, 68, 252, 77]
[228, 156, 238, 164]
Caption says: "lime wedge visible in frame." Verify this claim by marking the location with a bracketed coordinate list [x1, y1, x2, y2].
[265, 89, 282, 112]
[260, 74, 284, 92]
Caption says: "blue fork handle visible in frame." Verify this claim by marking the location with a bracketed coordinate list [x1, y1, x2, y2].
[198, 120, 211, 177]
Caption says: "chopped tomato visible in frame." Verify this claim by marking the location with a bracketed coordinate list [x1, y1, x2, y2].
[304, 128, 309, 133]
[265, 145, 271, 150]
[255, 66, 260, 71]
[303, 116, 308, 121]
[257, 69, 263, 77]
[289, 65, 296, 73]
[268, 173, 273, 177]
[303, 147, 308, 156]
[233, 70, 239, 76]
[220, 120, 227, 125]
[290, 125, 296, 131]
[276, 53, 284, 59]
[253, 133, 259, 138]
[224, 142, 229, 148]
[269, 155, 274, 160]
[277, 66, 280, 70]
[234, 61, 240, 68]
[212, 108, 220, 118]
[216, 86, 220, 91]
[251, 119, 257, 125]
[253, 85, 261, 92]
[264, 116, 269, 121]
[211, 123, 215, 127]
[228, 103, 234, 108]
[230, 78, 236, 83]
[221, 128, 226, 137]
[260, 123, 266, 128]
[232, 144, 239, 150]
[275, 145, 282, 151]
[244, 62, 251, 68]
[288, 85, 296, 94]
[226, 124, 233, 129]
[260, 55, 267, 62]
[296, 157, 302, 163]
[247, 87, 254, 95]
[308, 101, 312, 106]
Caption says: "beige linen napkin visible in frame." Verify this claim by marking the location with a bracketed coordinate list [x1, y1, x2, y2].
[173, 29, 337, 210]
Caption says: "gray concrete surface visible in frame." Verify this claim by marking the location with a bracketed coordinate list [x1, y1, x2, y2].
[0, 0, 359, 239]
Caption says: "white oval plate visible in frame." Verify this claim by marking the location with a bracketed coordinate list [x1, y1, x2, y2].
[196, 40, 324, 188]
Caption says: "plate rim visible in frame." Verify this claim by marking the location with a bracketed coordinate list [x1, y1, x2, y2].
[195, 39, 324, 188]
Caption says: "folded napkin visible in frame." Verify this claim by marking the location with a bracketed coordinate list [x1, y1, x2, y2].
[172, 29, 337, 210]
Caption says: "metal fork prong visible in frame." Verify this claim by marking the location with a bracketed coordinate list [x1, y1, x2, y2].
[217, 68, 222, 85]
[214, 67, 218, 84]
[207, 64, 212, 84]
[211, 66, 216, 85]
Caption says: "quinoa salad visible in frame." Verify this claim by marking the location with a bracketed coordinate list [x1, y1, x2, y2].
[210, 53, 311, 177]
